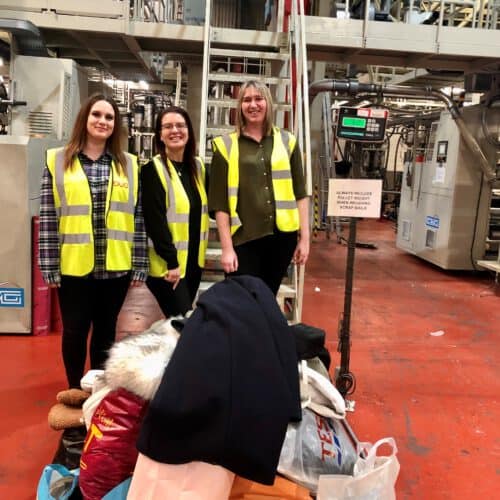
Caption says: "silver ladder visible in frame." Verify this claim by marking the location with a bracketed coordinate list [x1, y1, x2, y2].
[197, 0, 312, 323]
[198, 2, 293, 161]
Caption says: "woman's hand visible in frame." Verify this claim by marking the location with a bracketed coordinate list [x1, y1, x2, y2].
[130, 280, 143, 288]
[221, 247, 238, 274]
[293, 236, 310, 266]
[164, 267, 181, 290]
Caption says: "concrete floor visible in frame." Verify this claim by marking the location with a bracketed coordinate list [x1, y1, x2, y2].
[0, 218, 498, 498]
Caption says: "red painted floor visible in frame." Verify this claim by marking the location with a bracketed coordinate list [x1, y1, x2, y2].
[0, 219, 498, 499]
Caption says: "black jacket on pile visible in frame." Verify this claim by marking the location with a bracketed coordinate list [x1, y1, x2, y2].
[137, 275, 301, 485]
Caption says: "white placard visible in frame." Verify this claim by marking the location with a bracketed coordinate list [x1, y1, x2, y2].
[327, 179, 382, 218]
[433, 164, 446, 184]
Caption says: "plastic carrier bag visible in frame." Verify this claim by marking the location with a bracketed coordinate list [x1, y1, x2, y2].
[317, 437, 400, 500]
[102, 477, 131, 500]
[278, 408, 357, 493]
[36, 464, 79, 500]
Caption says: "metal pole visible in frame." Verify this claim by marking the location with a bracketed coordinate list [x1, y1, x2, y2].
[337, 217, 357, 397]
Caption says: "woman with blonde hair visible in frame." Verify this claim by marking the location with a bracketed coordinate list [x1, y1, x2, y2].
[209, 79, 310, 296]
[39, 93, 147, 388]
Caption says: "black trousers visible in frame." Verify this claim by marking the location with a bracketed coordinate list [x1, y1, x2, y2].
[230, 231, 297, 296]
[146, 264, 202, 318]
[57, 275, 130, 388]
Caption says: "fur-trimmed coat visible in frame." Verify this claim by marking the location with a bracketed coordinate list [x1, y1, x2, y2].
[79, 319, 181, 500]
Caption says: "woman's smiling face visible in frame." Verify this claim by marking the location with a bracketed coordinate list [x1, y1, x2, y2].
[86, 100, 115, 142]
[241, 86, 267, 127]
[160, 112, 189, 154]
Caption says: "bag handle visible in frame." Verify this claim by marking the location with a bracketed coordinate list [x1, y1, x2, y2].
[299, 360, 312, 409]
[354, 437, 397, 475]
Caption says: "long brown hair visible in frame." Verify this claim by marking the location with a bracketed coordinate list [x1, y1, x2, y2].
[154, 106, 199, 183]
[63, 93, 127, 174]
[235, 80, 274, 137]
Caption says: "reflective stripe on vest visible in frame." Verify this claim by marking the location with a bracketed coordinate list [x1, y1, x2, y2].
[47, 147, 138, 276]
[148, 155, 209, 279]
[213, 126, 299, 235]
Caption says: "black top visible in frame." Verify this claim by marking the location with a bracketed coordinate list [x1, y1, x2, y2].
[137, 275, 301, 485]
[141, 158, 205, 270]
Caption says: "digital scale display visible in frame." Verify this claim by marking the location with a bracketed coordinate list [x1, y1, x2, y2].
[341, 117, 367, 129]
[336, 107, 388, 142]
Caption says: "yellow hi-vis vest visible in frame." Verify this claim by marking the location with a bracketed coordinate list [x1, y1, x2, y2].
[148, 155, 209, 279]
[212, 126, 300, 235]
[46, 148, 138, 276]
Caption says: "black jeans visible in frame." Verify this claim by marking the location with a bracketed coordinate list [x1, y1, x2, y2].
[230, 230, 297, 296]
[146, 264, 202, 318]
[58, 275, 130, 388]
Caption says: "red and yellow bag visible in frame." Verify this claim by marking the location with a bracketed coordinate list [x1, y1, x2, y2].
[79, 387, 148, 500]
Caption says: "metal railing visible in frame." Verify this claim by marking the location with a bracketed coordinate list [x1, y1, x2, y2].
[329, 0, 499, 29]
[130, 0, 182, 23]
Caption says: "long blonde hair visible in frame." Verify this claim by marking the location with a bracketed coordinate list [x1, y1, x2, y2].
[63, 93, 127, 175]
[235, 80, 274, 137]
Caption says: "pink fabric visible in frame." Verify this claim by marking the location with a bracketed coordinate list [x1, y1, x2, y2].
[127, 453, 235, 500]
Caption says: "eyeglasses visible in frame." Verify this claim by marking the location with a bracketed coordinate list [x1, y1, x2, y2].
[161, 123, 187, 130]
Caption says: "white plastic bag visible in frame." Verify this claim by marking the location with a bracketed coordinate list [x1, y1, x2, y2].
[317, 437, 400, 500]
[300, 360, 346, 420]
[278, 408, 357, 493]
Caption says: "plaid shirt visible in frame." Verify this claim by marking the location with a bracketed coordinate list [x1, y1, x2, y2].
[39, 151, 148, 284]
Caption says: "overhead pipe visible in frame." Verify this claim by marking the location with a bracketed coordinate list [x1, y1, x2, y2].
[309, 79, 497, 183]
[0, 19, 48, 57]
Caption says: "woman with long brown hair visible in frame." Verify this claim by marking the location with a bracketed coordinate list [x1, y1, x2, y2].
[39, 93, 148, 388]
[141, 106, 209, 317]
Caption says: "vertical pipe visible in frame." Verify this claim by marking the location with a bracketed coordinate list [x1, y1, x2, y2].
[175, 62, 181, 106]
[277, 0, 285, 31]
[363, 0, 370, 40]
[198, 0, 212, 159]
[299, 0, 312, 195]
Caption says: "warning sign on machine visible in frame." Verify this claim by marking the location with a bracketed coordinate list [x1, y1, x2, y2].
[327, 179, 382, 218]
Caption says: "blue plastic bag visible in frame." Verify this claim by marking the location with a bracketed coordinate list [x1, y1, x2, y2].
[102, 477, 132, 499]
[36, 464, 79, 500]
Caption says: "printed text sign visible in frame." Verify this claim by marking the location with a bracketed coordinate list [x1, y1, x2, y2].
[328, 179, 382, 218]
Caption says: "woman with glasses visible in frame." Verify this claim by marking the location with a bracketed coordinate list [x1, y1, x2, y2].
[209, 80, 310, 296]
[141, 106, 209, 317]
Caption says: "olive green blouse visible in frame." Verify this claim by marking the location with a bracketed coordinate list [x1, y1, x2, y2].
[208, 131, 307, 247]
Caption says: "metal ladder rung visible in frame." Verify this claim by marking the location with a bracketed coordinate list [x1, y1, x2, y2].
[208, 72, 291, 85]
[209, 47, 290, 61]
[207, 98, 291, 111]
[205, 125, 235, 136]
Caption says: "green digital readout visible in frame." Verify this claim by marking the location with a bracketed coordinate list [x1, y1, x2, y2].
[342, 116, 367, 128]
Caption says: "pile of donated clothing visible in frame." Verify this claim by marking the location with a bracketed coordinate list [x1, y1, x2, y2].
[56, 275, 357, 499]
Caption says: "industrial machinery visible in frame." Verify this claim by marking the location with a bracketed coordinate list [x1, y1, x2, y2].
[309, 77, 500, 272]
[0, 55, 86, 334]
[396, 104, 500, 270]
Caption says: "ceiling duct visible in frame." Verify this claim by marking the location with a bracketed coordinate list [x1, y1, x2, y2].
[0, 19, 48, 57]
